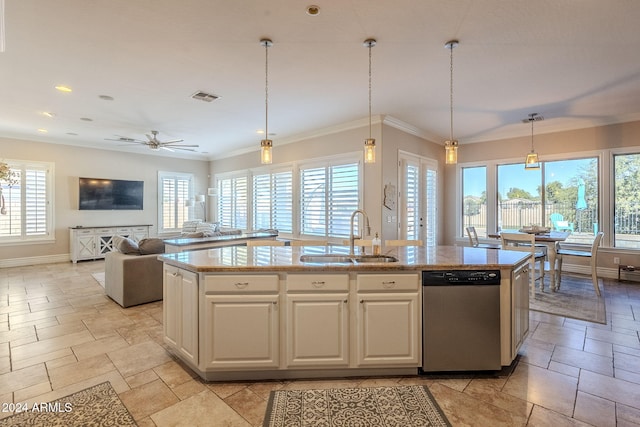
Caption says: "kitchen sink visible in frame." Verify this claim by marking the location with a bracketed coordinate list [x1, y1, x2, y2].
[299, 254, 399, 264]
[299, 255, 354, 264]
[352, 255, 399, 263]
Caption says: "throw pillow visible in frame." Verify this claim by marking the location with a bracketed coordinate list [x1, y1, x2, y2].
[113, 235, 140, 255]
[182, 220, 202, 233]
[138, 238, 166, 255]
[182, 231, 204, 238]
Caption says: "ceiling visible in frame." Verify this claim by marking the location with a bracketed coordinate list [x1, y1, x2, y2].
[2, 0, 640, 160]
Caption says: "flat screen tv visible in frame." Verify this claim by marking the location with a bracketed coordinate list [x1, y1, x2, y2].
[79, 177, 144, 210]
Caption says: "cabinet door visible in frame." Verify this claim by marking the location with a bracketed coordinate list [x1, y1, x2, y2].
[203, 294, 279, 369]
[512, 264, 530, 356]
[162, 266, 199, 366]
[163, 266, 181, 348]
[285, 293, 349, 367]
[76, 234, 97, 260]
[179, 270, 199, 365]
[356, 293, 420, 366]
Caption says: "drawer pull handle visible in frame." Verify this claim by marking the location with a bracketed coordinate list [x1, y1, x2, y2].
[382, 281, 396, 288]
[171, 272, 179, 277]
[343, 299, 348, 304]
[235, 282, 249, 289]
[311, 281, 326, 287]
[273, 301, 278, 305]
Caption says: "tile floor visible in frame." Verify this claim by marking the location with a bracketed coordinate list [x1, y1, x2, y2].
[1, 260, 640, 426]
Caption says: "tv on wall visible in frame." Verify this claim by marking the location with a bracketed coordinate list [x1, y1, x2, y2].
[79, 177, 144, 210]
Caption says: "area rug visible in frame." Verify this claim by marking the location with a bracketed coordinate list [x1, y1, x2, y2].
[91, 272, 105, 288]
[530, 274, 606, 324]
[263, 385, 451, 427]
[0, 381, 136, 427]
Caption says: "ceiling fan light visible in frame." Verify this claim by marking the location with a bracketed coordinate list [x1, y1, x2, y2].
[445, 140, 458, 164]
[261, 139, 273, 164]
[364, 138, 376, 163]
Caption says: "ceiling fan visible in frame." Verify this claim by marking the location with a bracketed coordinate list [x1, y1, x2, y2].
[106, 130, 199, 152]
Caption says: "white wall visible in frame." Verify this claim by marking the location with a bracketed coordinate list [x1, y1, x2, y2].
[0, 137, 209, 264]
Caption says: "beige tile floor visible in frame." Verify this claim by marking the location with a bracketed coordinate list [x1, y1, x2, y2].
[1, 260, 640, 426]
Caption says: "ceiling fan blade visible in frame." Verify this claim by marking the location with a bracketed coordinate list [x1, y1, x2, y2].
[160, 139, 184, 144]
[105, 137, 144, 143]
[160, 146, 175, 152]
[163, 143, 199, 148]
[172, 147, 197, 152]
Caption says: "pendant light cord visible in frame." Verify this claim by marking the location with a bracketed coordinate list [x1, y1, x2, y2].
[530, 116, 534, 151]
[368, 42, 372, 139]
[264, 42, 269, 138]
[449, 43, 454, 142]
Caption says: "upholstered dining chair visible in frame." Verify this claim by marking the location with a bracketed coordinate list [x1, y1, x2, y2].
[466, 226, 501, 249]
[556, 232, 604, 296]
[385, 239, 423, 247]
[246, 239, 285, 246]
[501, 232, 547, 296]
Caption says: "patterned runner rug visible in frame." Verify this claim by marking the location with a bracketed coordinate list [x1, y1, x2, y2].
[530, 274, 606, 324]
[0, 381, 136, 427]
[263, 385, 451, 427]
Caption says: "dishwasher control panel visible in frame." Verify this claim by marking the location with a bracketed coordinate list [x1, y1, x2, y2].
[422, 270, 500, 286]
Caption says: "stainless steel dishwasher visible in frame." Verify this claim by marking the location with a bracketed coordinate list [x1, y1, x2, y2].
[420, 270, 501, 372]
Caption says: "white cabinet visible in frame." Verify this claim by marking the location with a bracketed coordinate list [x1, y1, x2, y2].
[70, 225, 150, 263]
[355, 274, 421, 367]
[202, 275, 280, 369]
[511, 262, 530, 357]
[285, 274, 350, 367]
[163, 265, 199, 366]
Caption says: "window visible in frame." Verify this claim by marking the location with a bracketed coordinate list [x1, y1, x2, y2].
[614, 153, 640, 248]
[158, 172, 193, 233]
[300, 160, 360, 239]
[462, 166, 487, 237]
[0, 160, 53, 243]
[217, 174, 247, 229]
[252, 170, 293, 233]
[495, 157, 598, 243]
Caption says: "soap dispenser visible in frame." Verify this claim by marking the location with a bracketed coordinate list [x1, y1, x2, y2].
[372, 233, 381, 255]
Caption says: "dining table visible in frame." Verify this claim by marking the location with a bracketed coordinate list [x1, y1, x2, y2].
[488, 230, 571, 291]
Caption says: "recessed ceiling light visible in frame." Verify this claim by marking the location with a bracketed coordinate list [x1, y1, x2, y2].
[80, 117, 93, 122]
[55, 85, 72, 93]
[42, 111, 56, 118]
[37, 128, 48, 133]
[191, 91, 220, 102]
[306, 5, 320, 15]
[66, 132, 78, 136]
[98, 95, 114, 101]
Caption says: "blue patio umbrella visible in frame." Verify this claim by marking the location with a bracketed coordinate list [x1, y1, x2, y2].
[576, 179, 587, 210]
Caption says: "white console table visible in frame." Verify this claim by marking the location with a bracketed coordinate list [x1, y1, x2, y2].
[70, 225, 151, 263]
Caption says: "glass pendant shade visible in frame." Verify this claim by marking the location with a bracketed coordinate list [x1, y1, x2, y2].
[445, 140, 458, 165]
[260, 139, 273, 164]
[364, 138, 376, 163]
[525, 151, 540, 169]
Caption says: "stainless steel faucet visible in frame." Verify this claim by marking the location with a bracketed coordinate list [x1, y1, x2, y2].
[349, 209, 371, 256]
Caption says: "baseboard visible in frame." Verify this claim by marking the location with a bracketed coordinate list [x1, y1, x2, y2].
[0, 253, 71, 268]
[560, 264, 633, 281]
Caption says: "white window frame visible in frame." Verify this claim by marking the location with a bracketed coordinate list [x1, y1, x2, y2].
[0, 159, 54, 245]
[251, 165, 294, 236]
[215, 171, 249, 230]
[157, 171, 194, 235]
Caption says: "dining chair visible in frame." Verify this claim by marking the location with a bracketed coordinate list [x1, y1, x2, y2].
[501, 232, 547, 296]
[289, 240, 328, 246]
[556, 232, 604, 296]
[246, 239, 286, 247]
[385, 239, 423, 247]
[466, 226, 501, 249]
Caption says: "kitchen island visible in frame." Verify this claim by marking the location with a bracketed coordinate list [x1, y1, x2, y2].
[159, 245, 530, 381]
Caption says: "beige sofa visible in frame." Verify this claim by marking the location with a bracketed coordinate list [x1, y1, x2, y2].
[105, 251, 163, 308]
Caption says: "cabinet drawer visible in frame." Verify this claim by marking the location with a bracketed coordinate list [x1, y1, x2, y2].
[75, 229, 93, 235]
[287, 274, 349, 292]
[116, 227, 132, 234]
[96, 228, 113, 234]
[132, 227, 148, 232]
[205, 275, 279, 294]
[356, 274, 419, 292]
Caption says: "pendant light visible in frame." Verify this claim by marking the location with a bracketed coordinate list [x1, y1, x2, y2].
[260, 38, 273, 164]
[444, 40, 459, 164]
[363, 38, 376, 164]
[524, 113, 542, 170]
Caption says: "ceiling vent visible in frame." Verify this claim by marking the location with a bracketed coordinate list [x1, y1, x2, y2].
[191, 91, 220, 102]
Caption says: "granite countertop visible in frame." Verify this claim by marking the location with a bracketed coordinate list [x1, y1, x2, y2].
[163, 231, 278, 246]
[159, 245, 530, 273]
